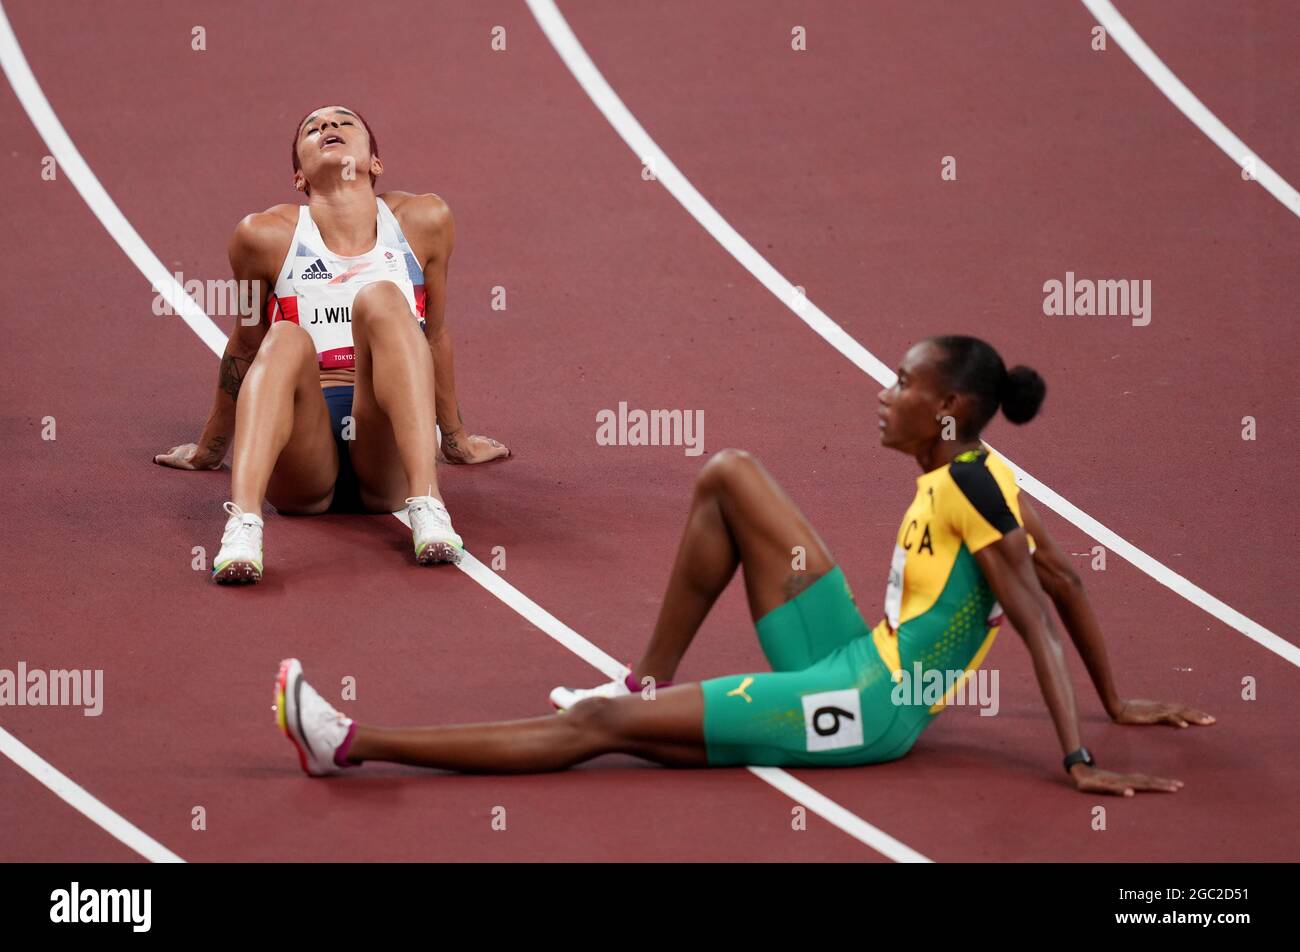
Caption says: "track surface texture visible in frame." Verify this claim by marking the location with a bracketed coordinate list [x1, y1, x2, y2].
[1, 0, 1296, 861]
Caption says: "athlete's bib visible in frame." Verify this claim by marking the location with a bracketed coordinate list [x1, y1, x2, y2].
[267, 199, 428, 370]
[883, 542, 906, 630]
[884, 540, 1002, 630]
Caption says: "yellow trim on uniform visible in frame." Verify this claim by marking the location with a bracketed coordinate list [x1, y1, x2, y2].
[870, 619, 902, 677]
[927, 623, 1001, 714]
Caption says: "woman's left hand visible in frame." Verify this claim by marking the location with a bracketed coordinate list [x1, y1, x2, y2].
[1070, 763, 1183, 796]
[1111, 699, 1215, 728]
[440, 427, 510, 464]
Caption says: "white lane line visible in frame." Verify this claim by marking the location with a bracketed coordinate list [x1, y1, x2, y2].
[0, 8, 226, 356]
[0, 3, 186, 865]
[525, 0, 1299, 670]
[1083, 0, 1300, 218]
[0, 1, 925, 865]
[464, 545, 932, 861]
[750, 767, 929, 863]
[0, 727, 184, 863]
[394, 512, 625, 676]
[999, 466, 1297, 668]
[410, 529, 929, 861]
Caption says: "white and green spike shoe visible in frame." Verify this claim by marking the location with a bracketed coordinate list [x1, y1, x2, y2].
[405, 494, 463, 564]
[213, 501, 264, 584]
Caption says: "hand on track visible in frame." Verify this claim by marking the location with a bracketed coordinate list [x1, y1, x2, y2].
[1112, 699, 1215, 728]
[440, 428, 510, 464]
[1071, 764, 1183, 797]
[154, 442, 224, 470]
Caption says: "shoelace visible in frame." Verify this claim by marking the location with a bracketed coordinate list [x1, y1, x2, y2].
[405, 495, 452, 534]
[220, 501, 262, 547]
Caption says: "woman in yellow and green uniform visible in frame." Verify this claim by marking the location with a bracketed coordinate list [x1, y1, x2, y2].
[693, 440, 1028, 768]
[276, 336, 1213, 795]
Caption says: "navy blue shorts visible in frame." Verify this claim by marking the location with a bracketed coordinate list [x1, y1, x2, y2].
[322, 386, 365, 513]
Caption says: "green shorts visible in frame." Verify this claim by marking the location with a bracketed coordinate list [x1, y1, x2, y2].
[700, 566, 933, 767]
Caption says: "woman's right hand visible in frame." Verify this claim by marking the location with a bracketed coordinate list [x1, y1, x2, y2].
[154, 442, 224, 471]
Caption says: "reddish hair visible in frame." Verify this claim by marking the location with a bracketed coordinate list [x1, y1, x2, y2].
[291, 107, 380, 194]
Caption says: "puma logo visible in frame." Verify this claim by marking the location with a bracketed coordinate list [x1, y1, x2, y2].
[726, 677, 754, 704]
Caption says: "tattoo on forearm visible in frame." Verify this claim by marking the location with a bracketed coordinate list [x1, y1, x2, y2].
[440, 407, 466, 439]
[204, 434, 228, 457]
[219, 354, 252, 400]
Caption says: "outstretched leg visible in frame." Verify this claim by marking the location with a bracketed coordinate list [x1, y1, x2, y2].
[632, 449, 836, 684]
[345, 685, 709, 771]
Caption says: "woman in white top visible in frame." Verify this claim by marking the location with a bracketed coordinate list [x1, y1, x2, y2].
[156, 105, 507, 583]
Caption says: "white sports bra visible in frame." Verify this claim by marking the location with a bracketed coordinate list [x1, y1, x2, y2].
[266, 198, 427, 370]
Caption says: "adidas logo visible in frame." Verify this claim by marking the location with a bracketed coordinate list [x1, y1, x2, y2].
[301, 258, 334, 280]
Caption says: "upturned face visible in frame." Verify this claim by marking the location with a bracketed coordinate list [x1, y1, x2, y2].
[293, 105, 378, 192]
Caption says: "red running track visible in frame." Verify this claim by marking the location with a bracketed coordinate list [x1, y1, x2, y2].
[1, 0, 1296, 861]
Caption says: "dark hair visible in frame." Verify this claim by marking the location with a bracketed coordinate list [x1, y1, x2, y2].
[929, 335, 1045, 438]
[291, 107, 380, 195]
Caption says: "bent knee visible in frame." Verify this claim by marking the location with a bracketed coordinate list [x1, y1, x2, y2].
[351, 281, 410, 321]
[697, 447, 757, 493]
[259, 321, 318, 364]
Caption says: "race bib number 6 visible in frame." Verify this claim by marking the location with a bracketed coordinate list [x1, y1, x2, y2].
[801, 689, 864, 752]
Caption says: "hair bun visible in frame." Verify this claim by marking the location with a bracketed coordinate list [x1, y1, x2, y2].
[1001, 366, 1046, 424]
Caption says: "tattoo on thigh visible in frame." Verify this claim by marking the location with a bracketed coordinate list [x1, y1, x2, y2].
[219, 354, 252, 400]
[783, 571, 826, 601]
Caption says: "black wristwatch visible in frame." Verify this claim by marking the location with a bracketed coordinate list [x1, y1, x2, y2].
[1063, 746, 1095, 774]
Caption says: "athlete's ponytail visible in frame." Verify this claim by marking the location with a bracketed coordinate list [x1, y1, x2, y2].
[1000, 365, 1046, 425]
[929, 335, 1046, 438]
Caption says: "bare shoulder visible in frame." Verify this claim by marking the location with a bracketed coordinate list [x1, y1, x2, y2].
[229, 203, 297, 272]
[383, 191, 454, 248]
